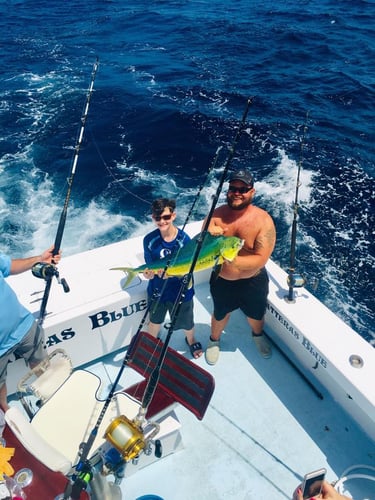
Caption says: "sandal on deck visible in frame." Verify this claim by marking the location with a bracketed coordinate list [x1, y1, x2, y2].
[185, 337, 203, 358]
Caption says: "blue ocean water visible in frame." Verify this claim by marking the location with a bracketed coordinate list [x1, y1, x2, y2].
[0, 0, 374, 342]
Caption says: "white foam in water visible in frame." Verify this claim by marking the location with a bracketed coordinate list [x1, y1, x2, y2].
[0, 158, 132, 257]
[61, 201, 135, 255]
[256, 147, 315, 224]
[32, 199, 139, 257]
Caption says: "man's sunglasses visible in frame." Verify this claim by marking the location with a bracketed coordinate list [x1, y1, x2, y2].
[228, 185, 252, 194]
[152, 213, 173, 221]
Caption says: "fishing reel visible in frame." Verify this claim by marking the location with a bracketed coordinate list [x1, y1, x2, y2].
[32, 262, 70, 293]
[287, 272, 306, 288]
[104, 414, 160, 464]
[285, 270, 307, 304]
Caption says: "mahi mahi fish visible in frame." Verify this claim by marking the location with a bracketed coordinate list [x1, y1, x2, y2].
[111, 233, 244, 288]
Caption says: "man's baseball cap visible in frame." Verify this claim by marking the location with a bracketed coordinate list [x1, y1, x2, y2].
[228, 169, 254, 187]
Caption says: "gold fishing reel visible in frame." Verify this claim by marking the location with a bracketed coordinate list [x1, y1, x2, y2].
[104, 415, 146, 462]
[104, 414, 160, 462]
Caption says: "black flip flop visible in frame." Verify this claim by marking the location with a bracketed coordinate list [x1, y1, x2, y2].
[185, 337, 203, 358]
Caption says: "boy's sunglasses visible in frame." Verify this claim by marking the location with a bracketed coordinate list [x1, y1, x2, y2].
[152, 213, 173, 221]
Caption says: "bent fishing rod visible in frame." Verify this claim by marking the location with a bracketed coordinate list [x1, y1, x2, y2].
[66, 97, 252, 499]
[285, 113, 309, 303]
[36, 57, 99, 326]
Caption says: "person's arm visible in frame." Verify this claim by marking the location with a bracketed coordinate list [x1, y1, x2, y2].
[143, 239, 153, 265]
[10, 246, 61, 275]
[143, 235, 156, 280]
[228, 218, 276, 272]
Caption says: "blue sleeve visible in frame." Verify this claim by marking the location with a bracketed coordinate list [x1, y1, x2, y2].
[0, 254, 11, 277]
[143, 236, 151, 264]
[143, 231, 158, 264]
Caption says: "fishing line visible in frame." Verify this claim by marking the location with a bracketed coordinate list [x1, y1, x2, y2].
[180, 145, 224, 231]
[89, 113, 224, 211]
[36, 57, 100, 326]
[89, 130, 152, 206]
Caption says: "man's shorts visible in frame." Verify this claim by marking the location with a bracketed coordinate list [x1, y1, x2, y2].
[210, 268, 269, 321]
[0, 321, 45, 387]
[148, 297, 194, 331]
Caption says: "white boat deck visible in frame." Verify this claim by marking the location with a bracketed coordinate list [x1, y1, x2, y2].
[5, 220, 375, 499]
[67, 280, 375, 500]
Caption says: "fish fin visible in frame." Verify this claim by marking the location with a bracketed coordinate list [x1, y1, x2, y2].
[110, 267, 136, 288]
[123, 271, 137, 288]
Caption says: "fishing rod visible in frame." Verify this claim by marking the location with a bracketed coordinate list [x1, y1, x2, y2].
[65, 98, 252, 499]
[35, 57, 99, 326]
[285, 113, 309, 303]
[71, 145, 225, 447]
[139, 97, 253, 414]
[181, 145, 224, 231]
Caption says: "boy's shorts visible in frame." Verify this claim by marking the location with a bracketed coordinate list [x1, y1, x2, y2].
[149, 298, 194, 331]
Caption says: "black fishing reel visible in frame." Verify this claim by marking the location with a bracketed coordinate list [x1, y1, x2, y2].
[287, 272, 306, 288]
[285, 271, 307, 303]
[32, 262, 70, 293]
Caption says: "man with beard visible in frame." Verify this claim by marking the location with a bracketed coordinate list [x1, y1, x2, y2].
[204, 169, 276, 365]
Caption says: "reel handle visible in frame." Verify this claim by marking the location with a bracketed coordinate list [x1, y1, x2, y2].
[31, 262, 70, 293]
[58, 276, 70, 293]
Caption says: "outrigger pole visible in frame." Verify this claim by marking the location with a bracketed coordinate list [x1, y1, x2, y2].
[66, 97, 252, 500]
[37, 57, 99, 325]
[285, 113, 309, 303]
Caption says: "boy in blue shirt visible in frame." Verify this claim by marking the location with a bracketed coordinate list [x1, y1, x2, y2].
[143, 198, 202, 358]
